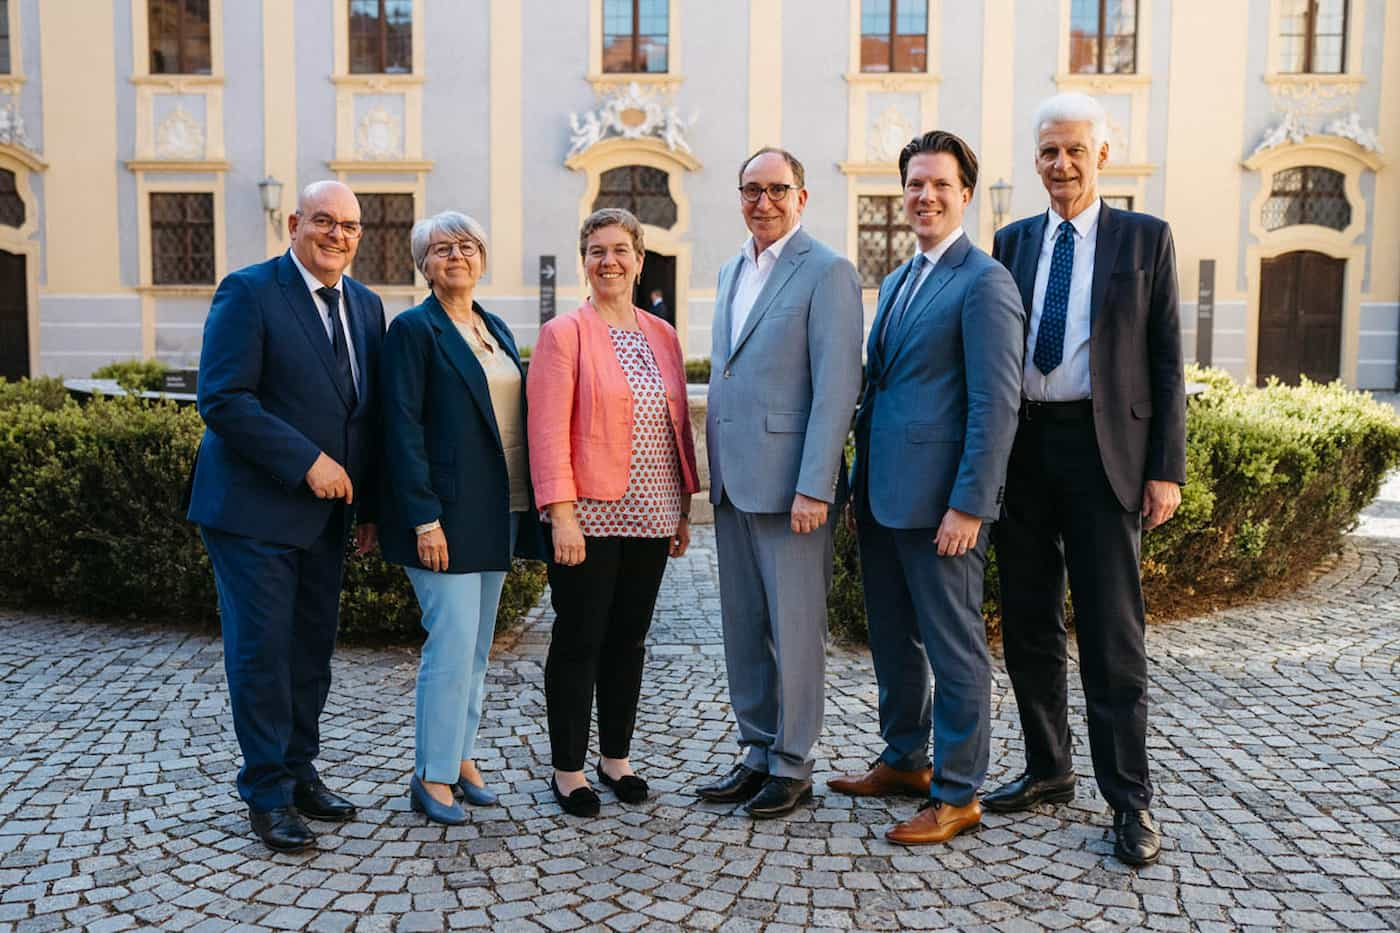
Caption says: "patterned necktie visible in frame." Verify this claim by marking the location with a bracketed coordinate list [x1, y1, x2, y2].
[317, 286, 358, 405]
[880, 253, 928, 351]
[1033, 220, 1076, 374]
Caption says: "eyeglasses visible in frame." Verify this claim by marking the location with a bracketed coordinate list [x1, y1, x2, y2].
[738, 183, 800, 203]
[302, 213, 363, 238]
[429, 240, 480, 259]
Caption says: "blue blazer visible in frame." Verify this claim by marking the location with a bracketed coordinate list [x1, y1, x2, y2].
[187, 252, 385, 547]
[378, 294, 547, 572]
[852, 233, 1025, 527]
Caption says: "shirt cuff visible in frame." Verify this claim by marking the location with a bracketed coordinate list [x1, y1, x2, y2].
[414, 520, 442, 535]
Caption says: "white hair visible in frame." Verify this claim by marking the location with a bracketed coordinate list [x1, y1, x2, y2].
[1031, 92, 1109, 150]
[410, 210, 489, 282]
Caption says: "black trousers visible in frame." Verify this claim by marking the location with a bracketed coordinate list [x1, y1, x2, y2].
[993, 413, 1152, 813]
[544, 535, 670, 771]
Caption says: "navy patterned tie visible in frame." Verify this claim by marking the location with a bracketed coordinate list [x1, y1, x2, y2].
[880, 253, 928, 351]
[317, 286, 358, 405]
[1033, 221, 1076, 374]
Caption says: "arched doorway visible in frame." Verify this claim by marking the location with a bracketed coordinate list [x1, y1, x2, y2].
[1257, 250, 1343, 386]
[0, 165, 32, 380]
[635, 250, 675, 325]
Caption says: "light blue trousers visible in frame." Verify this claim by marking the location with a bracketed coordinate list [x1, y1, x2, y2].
[404, 518, 515, 784]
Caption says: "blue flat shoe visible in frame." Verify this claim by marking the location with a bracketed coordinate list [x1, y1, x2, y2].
[456, 777, 498, 807]
[409, 774, 467, 825]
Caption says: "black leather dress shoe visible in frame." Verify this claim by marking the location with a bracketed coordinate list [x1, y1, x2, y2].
[744, 776, 813, 818]
[1113, 809, 1161, 865]
[249, 806, 315, 852]
[981, 771, 1076, 813]
[292, 780, 357, 822]
[696, 763, 768, 803]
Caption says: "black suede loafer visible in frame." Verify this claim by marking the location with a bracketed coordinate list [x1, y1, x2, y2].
[697, 763, 769, 803]
[981, 771, 1077, 813]
[743, 776, 813, 819]
[597, 763, 649, 804]
[292, 780, 357, 822]
[551, 776, 601, 817]
[249, 806, 315, 852]
[1113, 809, 1162, 866]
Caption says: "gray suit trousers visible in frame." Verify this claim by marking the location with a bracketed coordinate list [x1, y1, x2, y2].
[714, 497, 833, 779]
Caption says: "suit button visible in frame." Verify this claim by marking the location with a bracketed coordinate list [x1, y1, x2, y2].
[724, 369, 732, 379]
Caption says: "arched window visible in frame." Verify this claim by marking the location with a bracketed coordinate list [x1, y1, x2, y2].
[1261, 165, 1350, 231]
[592, 166, 677, 228]
[0, 169, 22, 227]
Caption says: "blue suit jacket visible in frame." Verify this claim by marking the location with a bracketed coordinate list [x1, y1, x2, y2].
[377, 295, 547, 572]
[852, 233, 1025, 527]
[187, 252, 385, 547]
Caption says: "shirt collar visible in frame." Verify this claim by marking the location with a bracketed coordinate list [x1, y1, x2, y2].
[742, 223, 802, 267]
[288, 248, 343, 299]
[1046, 198, 1101, 243]
[918, 227, 964, 269]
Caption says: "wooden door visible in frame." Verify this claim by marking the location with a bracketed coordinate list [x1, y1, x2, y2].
[0, 251, 28, 380]
[1257, 251, 1343, 386]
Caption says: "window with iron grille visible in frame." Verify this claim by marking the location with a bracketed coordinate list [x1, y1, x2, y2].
[1278, 0, 1348, 74]
[355, 193, 415, 285]
[592, 166, 677, 229]
[349, 0, 412, 74]
[151, 193, 215, 285]
[0, 0, 11, 75]
[148, 0, 211, 75]
[860, 0, 928, 73]
[857, 195, 918, 289]
[1102, 195, 1134, 211]
[0, 169, 22, 227]
[1261, 166, 1351, 231]
[1069, 0, 1137, 74]
[602, 0, 668, 74]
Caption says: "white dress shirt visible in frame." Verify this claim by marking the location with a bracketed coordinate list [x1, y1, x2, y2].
[288, 248, 360, 392]
[730, 223, 803, 347]
[1023, 199, 1100, 401]
[878, 226, 964, 346]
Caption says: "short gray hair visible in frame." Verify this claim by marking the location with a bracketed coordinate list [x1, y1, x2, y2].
[578, 207, 645, 260]
[1031, 92, 1109, 151]
[410, 210, 489, 284]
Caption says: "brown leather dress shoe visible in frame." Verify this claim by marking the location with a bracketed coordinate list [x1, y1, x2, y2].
[885, 798, 982, 845]
[828, 760, 932, 798]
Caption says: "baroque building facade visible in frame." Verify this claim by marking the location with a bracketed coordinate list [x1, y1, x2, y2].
[0, 0, 1397, 389]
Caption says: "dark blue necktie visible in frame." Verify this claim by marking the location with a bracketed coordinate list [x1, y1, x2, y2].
[1033, 220, 1076, 374]
[317, 286, 357, 405]
[879, 253, 927, 351]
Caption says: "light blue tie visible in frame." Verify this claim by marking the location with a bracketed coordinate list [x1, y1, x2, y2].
[1033, 221, 1076, 374]
[880, 254, 928, 351]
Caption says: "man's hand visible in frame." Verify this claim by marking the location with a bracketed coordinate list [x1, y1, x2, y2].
[354, 523, 378, 555]
[417, 526, 449, 572]
[790, 493, 829, 535]
[933, 507, 982, 557]
[306, 452, 353, 503]
[1142, 480, 1181, 531]
[669, 516, 691, 558]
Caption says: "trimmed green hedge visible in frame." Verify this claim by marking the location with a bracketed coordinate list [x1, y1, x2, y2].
[0, 378, 547, 642]
[91, 359, 172, 392]
[685, 358, 711, 384]
[828, 368, 1400, 642]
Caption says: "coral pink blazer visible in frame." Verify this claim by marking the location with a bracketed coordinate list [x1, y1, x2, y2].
[527, 301, 699, 508]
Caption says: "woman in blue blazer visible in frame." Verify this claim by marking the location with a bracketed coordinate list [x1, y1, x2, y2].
[380, 210, 546, 824]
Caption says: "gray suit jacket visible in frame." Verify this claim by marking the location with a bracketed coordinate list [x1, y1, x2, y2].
[707, 228, 864, 513]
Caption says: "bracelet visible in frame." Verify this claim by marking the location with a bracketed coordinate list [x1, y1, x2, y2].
[414, 520, 442, 535]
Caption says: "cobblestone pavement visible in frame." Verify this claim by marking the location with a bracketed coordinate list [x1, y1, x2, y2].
[2, 513, 1398, 933]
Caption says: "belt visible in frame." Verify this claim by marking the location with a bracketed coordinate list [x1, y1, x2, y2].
[1020, 399, 1093, 422]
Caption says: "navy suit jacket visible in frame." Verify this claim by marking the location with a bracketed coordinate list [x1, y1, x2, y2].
[378, 295, 547, 572]
[852, 233, 1025, 527]
[992, 203, 1187, 510]
[187, 252, 385, 548]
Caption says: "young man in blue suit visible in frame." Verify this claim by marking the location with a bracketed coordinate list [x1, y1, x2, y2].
[187, 181, 386, 851]
[833, 131, 1024, 845]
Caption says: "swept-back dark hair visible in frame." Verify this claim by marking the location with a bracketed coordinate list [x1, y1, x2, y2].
[898, 130, 979, 191]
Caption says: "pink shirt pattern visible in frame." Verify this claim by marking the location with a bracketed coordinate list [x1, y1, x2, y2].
[572, 327, 683, 539]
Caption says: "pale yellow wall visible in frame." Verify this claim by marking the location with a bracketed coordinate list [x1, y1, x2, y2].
[262, 0, 297, 259]
[488, 0, 523, 289]
[1372, 1, 1400, 303]
[40, 0, 121, 291]
[747, 0, 783, 150]
[977, 0, 1015, 245]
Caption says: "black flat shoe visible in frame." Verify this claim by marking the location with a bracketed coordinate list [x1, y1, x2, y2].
[551, 776, 601, 818]
[596, 763, 649, 804]
[743, 776, 813, 819]
[1113, 809, 1161, 866]
[697, 763, 768, 803]
[249, 806, 315, 852]
[981, 771, 1076, 813]
[293, 779, 357, 822]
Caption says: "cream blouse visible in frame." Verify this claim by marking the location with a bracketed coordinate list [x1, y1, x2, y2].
[453, 317, 529, 512]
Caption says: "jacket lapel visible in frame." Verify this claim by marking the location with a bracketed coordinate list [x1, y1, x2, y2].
[343, 282, 372, 413]
[729, 229, 811, 360]
[1013, 214, 1046, 331]
[277, 252, 353, 410]
[426, 295, 502, 451]
[866, 257, 914, 378]
[1089, 201, 1122, 329]
[884, 234, 970, 365]
[713, 259, 742, 364]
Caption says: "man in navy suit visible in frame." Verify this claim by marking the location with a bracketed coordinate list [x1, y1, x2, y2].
[985, 93, 1186, 866]
[832, 131, 1023, 845]
[188, 181, 386, 851]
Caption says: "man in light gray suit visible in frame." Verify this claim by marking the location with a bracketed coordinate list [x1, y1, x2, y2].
[696, 147, 864, 818]
[831, 131, 1023, 845]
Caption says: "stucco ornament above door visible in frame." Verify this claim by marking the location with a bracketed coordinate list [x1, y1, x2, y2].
[0, 100, 35, 152]
[867, 106, 913, 163]
[567, 81, 697, 158]
[155, 107, 206, 160]
[1253, 110, 1382, 158]
[356, 107, 404, 160]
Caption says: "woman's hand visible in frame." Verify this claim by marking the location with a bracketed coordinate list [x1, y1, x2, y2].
[417, 526, 450, 572]
[669, 516, 690, 558]
[548, 503, 586, 566]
